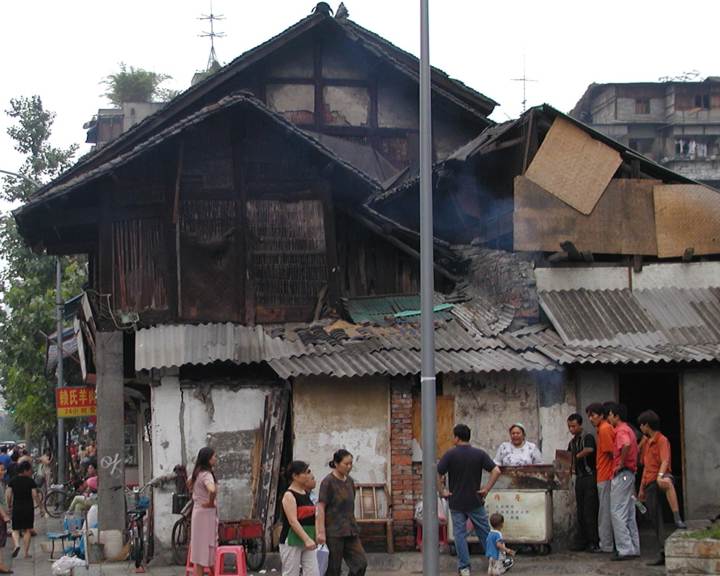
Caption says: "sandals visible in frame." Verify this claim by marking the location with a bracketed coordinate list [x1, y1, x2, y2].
[10, 547, 19, 559]
[0, 568, 13, 574]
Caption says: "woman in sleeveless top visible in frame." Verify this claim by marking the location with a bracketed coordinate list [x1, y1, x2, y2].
[189, 447, 218, 576]
[280, 460, 319, 576]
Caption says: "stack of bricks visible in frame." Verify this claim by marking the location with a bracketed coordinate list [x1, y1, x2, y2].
[390, 377, 415, 551]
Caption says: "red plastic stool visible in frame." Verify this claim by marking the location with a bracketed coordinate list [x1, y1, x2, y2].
[185, 548, 213, 575]
[214, 545, 247, 576]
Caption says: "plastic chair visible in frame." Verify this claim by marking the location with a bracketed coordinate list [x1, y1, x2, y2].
[214, 545, 247, 576]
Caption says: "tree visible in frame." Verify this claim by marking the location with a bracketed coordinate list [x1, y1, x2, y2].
[102, 63, 175, 106]
[0, 96, 85, 443]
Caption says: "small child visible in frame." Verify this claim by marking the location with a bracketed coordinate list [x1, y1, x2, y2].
[486, 512, 515, 575]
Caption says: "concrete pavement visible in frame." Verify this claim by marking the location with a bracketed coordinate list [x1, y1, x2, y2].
[1, 514, 668, 575]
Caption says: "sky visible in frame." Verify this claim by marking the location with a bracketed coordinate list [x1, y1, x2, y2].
[1, 0, 719, 184]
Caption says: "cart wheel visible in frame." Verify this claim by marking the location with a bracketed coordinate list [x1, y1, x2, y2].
[244, 536, 266, 572]
[448, 542, 456, 556]
[538, 544, 551, 556]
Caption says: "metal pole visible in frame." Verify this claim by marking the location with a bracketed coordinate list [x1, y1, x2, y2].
[56, 257, 65, 484]
[420, 0, 438, 574]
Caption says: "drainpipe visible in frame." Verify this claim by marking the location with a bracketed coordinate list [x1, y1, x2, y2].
[56, 258, 65, 484]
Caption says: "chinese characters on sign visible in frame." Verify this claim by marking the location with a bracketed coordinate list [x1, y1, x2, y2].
[56, 386, 97, 418]
[485, 490, 552, 542]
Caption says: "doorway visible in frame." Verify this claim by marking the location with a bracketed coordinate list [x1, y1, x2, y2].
[618, 371, 684, 519]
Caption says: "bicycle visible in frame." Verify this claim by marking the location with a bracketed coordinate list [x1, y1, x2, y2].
[126, 484, 152, 570]
[171, 499, 192, 565]
[44, 481, 80, 518]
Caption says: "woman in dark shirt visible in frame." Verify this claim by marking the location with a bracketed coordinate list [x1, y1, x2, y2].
[279, 460, 318, 576]
[316, 450, 367, 576]
[6, 461, 40, 559]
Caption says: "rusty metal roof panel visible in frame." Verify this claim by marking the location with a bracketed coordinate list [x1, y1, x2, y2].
[539, 287, 720, 348]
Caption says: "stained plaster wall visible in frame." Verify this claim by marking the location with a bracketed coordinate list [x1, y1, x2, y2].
[151, 372, 272, 547]
[682, 368, 720, 520]
[293, 376, 390, 487]
[446, 371, 576, 547]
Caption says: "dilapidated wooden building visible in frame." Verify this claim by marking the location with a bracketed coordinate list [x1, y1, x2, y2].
[15, 2, 720, 557]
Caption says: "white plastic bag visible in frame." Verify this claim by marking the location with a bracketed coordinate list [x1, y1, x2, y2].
[51, 555, 86, 575]
[316, 544, 330, 576]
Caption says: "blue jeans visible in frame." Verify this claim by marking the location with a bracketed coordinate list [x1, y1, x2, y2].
[451, 506, 490, 570]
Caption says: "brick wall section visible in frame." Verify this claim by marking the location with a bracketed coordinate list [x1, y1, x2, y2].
[390, 377, 415, 551]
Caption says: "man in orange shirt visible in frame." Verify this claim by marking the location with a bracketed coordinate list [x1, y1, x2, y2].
[586, 403, 615, 554]
[638, 410, 687, 566]
[606, 402, 640, 561]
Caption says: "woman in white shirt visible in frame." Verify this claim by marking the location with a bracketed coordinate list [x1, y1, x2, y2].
[494, 423, 543, 466]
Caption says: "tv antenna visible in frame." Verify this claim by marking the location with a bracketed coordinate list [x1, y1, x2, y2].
[511, 56, 538, 113]
[199, 1, 225, 70]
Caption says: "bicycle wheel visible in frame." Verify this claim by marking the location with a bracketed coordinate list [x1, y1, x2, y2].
[244, 536, 266, 572]
[44, 489, 66, 518]
[131, 521, 144, 569]
[171, 516, 190, 565]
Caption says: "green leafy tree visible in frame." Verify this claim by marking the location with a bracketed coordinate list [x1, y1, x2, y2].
[102, 63, 174, 105]
[0, 96, 85, 443]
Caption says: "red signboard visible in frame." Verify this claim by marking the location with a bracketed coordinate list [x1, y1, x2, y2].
[55, 386, 96, 418]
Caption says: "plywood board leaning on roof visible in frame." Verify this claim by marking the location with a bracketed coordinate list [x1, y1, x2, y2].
[525, 116, 623, 215]
[654, 184, 720, 257]
[513, 176, 659, 255]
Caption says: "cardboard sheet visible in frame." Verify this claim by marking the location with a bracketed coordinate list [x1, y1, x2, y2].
[513, 176, 659, 255]
[654, 184, 720, 257]
[525, 117, 623, 215]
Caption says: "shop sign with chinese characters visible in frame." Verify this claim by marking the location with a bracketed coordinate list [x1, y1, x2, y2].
[55, 386, 97, 418]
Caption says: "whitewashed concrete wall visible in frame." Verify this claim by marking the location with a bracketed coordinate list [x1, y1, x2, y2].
[682, 368, 720, 520]
[293, 376, 390, 486]
[151, 372, 272, 548]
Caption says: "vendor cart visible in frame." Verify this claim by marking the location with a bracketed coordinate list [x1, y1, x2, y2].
[446, 489, 553, 554]
[446, 457, 570, 555]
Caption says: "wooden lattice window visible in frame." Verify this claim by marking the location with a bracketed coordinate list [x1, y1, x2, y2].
[112, 218, 168, 312]
[247, 199, 327, 321]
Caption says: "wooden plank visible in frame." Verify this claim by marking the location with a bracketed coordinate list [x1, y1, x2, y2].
[513, 176, 659, 255]
[654, 184, 720, 257]
[525, 116, 622, 215]
[412, 395, 455, 457]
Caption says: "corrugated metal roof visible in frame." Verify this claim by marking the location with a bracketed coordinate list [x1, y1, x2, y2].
[539, 287, 720, 347]
[269, 347, 556, 379]
[501, 325, 720, 366]
[135, 318, 533, 375]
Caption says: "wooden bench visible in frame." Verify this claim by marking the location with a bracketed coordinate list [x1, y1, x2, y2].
[355, 483, 394, 553]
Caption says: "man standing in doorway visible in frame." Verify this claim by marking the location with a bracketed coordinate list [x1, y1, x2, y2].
[606, 402, 640, 561]
[438, 423, 502, 576]
[567, 413, 600, 552]
[585, 403, 615, 554]
[637, 409, 687, 566]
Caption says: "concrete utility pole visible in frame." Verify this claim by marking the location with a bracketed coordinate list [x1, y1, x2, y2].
[56, 258, 65, 483]
[419, 0, 438, 574]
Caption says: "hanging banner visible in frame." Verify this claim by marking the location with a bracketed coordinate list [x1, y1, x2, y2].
[56, 386, 96, 418]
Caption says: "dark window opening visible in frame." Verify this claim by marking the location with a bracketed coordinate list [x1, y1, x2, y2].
[635, 98, 651, 114]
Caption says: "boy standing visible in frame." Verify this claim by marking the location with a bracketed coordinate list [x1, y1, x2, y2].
[585, 403, 615, 553]
[486, 513, 515, 575]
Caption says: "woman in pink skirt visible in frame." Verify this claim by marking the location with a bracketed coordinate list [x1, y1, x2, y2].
[189, 447, 219, 575]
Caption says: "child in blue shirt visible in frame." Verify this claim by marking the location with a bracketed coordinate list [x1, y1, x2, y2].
[486, 513, 515, 575]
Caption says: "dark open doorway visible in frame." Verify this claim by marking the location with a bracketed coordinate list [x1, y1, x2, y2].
[619, 370, 684, 520]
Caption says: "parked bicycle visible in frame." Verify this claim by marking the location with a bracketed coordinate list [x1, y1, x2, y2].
[126, 484, 151, 570]
[44, 481, 80, 518]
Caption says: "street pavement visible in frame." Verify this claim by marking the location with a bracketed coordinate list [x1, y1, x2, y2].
[1, 515, 667, 575]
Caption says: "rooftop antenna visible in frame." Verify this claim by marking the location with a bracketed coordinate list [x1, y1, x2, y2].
[511, 55, 538, 113]
[199, 1, 225, 70]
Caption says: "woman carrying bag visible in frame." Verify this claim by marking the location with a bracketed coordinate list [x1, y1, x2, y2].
[279, 461, 320, 576]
